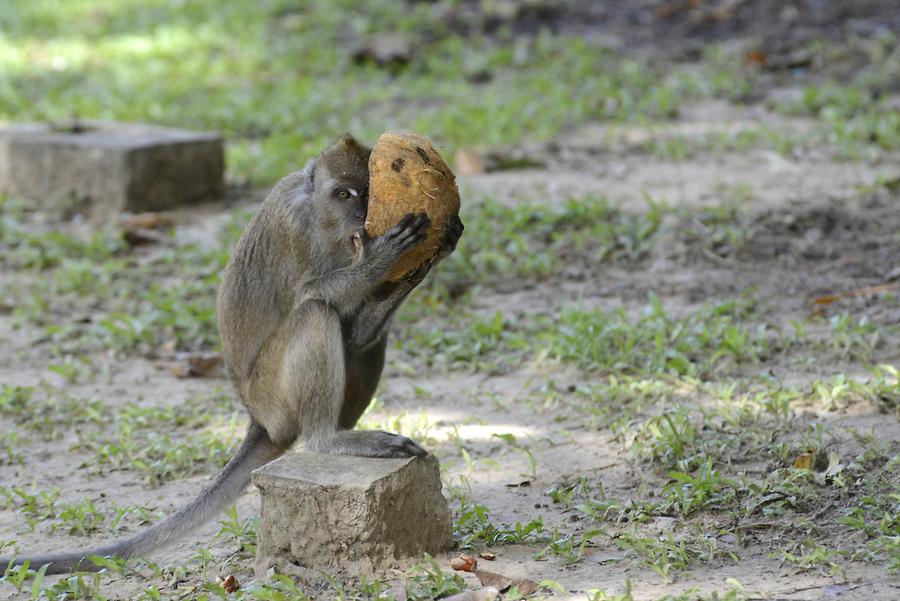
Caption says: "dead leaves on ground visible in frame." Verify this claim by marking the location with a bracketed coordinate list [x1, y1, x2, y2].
[216, 574, 239, 593]
[170, 352, 224, 378]
[122, 212, 175, 247]
[474, 570, 538, 597]
[450, 553, 477, 572]
[442, 588, 500, 601]
[791, 450, 844, 478]
[792, 452, 814, 470]
[810, 282, 900, 313]
[449, 553, 538, 599]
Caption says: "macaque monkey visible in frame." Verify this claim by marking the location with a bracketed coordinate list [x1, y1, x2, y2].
[0, 134, 463, 574]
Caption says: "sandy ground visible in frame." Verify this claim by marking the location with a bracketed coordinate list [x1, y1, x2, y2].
[1, 97, 899, 600]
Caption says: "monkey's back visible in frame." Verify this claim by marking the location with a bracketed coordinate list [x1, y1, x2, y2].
[217, 172, 312, 390]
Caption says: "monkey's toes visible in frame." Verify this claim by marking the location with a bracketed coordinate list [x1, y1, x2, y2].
[379, 431, 427, 458]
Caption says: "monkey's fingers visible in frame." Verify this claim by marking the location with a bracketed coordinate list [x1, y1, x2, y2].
[448, 214, 465, 236]
[394, 213, 417, 230]
[386, 213, 430, 252]
[388, 212, 427, 236]
[436, 214, 464, 257]
[408, 212, 432, 238]
[396, 212, 431, 235]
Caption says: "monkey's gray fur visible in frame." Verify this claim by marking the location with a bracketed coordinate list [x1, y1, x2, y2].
[0, 134, 463, 574]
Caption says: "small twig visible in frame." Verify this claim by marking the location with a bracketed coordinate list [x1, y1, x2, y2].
[812, 282, 900, 306]
[749, 581, 872, 601]
[734, 521, 779, 530]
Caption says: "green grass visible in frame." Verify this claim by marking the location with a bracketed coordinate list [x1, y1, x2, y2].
[441, 196, 662, 283]
[0, 0, 694, 184]
[1, 196, 232, 355]
[545, 296, 769, 378]
[3, 2, 897, 191]
[453, 500, 546, 548]
[2, 8, 900, 596]
[0, 485, 158, 538]
[0, 379, 241, 487]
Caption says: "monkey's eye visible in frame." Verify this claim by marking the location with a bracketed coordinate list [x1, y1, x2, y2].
[335, 189, 352, 200]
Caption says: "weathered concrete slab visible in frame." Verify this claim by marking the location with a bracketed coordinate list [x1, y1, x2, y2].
[252, 452, 452, 581]
[0, 121, 223, 220]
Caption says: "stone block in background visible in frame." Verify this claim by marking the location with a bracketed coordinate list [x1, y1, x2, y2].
[0, 121, 224, 220]
[252, 452, 452, 581]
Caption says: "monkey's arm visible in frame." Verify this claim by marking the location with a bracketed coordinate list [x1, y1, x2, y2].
[299, 214, 430, 315]
[353, 214, 465, 349]
[352, 279, 419, 350]
[300, 265, 387, 316]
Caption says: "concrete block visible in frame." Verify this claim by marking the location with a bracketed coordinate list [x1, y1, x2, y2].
[252, 452, 453, 581]
[0, 121, 224, 220]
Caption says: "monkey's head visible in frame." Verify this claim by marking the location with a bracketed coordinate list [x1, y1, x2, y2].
[304, 134, 371, 249]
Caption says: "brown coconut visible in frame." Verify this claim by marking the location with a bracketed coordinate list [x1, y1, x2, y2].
[365, 131, 460, 281]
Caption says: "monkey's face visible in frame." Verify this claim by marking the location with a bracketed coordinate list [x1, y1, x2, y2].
[312, 165, 370, 248]
[331, 177, 368, 233]
[313, 135, 373, 249]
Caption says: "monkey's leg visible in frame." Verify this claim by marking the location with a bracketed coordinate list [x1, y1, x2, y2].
[254, 299, 424, 457]
[339, 340, 387, 430]
[353, 215, 465, 350]
[299, 214, 431, 317]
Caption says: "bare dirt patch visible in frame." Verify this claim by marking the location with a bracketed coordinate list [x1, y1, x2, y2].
[2, 108, 899, 601]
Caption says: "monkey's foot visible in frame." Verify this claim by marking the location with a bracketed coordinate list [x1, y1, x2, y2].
[310, 430, 427, 458]
[361, 430, 427, 458]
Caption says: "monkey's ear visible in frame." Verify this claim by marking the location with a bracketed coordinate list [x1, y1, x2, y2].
[301, 158, 317, 194]
[338, 132, 357, 145]
[319, 133, 371, 175]
[331, 133, 367, 157]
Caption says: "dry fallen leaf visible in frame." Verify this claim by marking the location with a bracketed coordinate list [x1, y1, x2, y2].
[441, 588, 499, 601]
[511, 579, 538, 597]
[124, 212, 175, 230]
[474, 570, 512, 592]
[450, 554, 477, 572]
[478, 551, 496, 561]
[170, 353, 224, 378]
[746, 49, 767, 67]
[217, 574, 239, 593]
[825, 451, 844, 478]
[792, 452, 814, 470]
[123, 227, 168, 246]
[475, 570, 538, 599]
[122, 212, 176, 247]
[812, 282, 900, 306]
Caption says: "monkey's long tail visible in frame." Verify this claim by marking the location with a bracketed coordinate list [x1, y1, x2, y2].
[0, 421, 285, 575]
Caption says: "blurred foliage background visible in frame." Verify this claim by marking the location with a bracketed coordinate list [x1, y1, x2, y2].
[0, 0, 706, 182]
[3, 1, 898, 183]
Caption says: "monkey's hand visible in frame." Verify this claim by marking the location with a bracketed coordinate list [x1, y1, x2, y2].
[400, 213, 465, 287]
[435, 214, 464, 261]
[354, 212, 431, 282]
